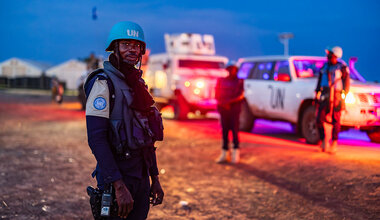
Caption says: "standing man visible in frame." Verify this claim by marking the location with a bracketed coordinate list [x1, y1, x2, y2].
[85, 21, 164, 219]
[215, 61, 245, 163]
[78, 53, 100, 110]
[315, 46, 350, 154]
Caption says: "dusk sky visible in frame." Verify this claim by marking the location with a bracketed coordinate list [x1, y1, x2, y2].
[1, 0, 379, 81]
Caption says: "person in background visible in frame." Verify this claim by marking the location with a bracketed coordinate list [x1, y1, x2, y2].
[215, 61, 245, 163]
[51, 76, 59, 102]
[315, 46, 350, 154]
[51, 76, 64, 104]
[78, 53, 100, 110]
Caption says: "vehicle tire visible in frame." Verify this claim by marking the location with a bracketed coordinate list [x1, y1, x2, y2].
[367, 128, 380, 143]
[300, 105, 319, 144]
[171, 100, 189, 120]
[239, 99, 255, 132]
[171, 90, 190, 120]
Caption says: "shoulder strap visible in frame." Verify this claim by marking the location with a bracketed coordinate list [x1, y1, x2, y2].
[84, 68, 104, 90]
[84, 68, 115, 114]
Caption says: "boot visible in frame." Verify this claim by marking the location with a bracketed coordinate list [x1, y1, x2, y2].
[329, 140, 338, 154]
[231, 149, 240, 164]
[319, 139, 328, 152]
[216, 149, 228, 163]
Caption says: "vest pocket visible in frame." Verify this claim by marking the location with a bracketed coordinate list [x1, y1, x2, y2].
[147, 107, 164, 141]
[132, 117, 153, 147]
[109, 119, 128, 154]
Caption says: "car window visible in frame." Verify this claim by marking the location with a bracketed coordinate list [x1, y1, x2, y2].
[274, 61, 290, 81]
[293, 60, 326, 78]
[237, 62, 255, 79]
[251, 62, 275, 80]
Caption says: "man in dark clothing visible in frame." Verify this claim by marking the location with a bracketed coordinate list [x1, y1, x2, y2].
[315, 46, 350, 154]
[85, 21, 164, 219]
[215, 61, 244, 163]
[78, 53, 100, 110]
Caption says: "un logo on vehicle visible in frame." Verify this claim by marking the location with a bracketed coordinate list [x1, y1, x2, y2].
[93, 97, 107, 110]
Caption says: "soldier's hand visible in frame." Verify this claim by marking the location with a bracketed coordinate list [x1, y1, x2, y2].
[150, 176, 164, 206]
[113, 179, 134, 218]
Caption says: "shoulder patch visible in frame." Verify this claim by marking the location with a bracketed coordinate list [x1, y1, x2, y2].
[86, 79, 110, 118]
[93, 97, 107, 110]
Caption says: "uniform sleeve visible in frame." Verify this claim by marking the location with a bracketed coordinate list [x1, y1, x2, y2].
[86, 79, 110, 118]
[315, 66, 323, 92]
[342, 65, 350, 93]
[149, 148, 159, 176]
[215, 79, 221, 102]
[86, 78, 122, 184]
[238, 79, 244, 96]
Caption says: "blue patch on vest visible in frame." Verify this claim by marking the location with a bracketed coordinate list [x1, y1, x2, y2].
[93, 97, 107, 110]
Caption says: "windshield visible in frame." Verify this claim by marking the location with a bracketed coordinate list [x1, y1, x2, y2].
[178, 59, 225, 69]
[293, 60, 325, 78]
[293, 59, 366, 82]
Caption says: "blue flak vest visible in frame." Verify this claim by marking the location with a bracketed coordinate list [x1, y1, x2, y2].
[319, 62, 346, 91]
[84, 61, 163, 157]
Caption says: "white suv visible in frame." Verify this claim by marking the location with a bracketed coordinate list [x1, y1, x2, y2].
[237, 56, 380, 144]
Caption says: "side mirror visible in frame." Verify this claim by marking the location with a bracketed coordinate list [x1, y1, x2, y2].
[349, 56, 358, 62]
[277, 73, 291, 82]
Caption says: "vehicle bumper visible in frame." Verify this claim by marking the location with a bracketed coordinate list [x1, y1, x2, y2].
[341, 105, 380, 127]
[188, 99, 217, 111]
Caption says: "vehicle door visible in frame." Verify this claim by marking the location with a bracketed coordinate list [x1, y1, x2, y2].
[240, 61, 275, 117]
[265, 60, 293, 119]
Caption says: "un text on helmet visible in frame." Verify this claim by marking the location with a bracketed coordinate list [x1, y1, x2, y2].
[127, 30, 139, 38]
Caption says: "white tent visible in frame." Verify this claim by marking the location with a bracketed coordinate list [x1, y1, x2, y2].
[0, 57, 51, 78]
[46, 59, 87, 90]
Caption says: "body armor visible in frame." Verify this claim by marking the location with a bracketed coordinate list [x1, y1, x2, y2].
[85, 61, 163, 157]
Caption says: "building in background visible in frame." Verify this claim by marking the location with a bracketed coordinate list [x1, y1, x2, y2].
[46, 59, 87, 90]
[0, 57, 52, 89]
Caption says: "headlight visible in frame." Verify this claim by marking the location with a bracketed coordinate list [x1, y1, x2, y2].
[345, 92, 356, 104]
[196, 81, 205, 89]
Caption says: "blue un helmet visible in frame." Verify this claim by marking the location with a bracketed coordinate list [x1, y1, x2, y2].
[105, 21, 146, 54]
[325, 46, 343, 58]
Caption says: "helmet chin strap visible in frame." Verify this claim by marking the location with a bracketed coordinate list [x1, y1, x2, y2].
[137, 56, 142, 71]
[113, 44, 122, 69]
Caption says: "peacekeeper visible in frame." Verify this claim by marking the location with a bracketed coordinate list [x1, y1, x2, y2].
[315, 46, 350, 154]
[84, 21, 164, 219]
[215, 61, 245, 164]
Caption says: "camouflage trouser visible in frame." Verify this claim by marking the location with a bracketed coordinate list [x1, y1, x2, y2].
[316, 89, 343, 140]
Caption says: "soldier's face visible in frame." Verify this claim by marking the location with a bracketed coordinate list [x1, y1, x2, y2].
[227, 66, 238, 78]
[118, 40, 142, 65]
[327, 52, 338, 65]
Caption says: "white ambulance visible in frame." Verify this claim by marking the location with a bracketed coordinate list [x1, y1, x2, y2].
[237, 56, 380, 144]
[144, 33, 228, 119]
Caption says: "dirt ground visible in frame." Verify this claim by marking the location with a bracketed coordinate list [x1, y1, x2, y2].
[0, 90, 379, 220]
